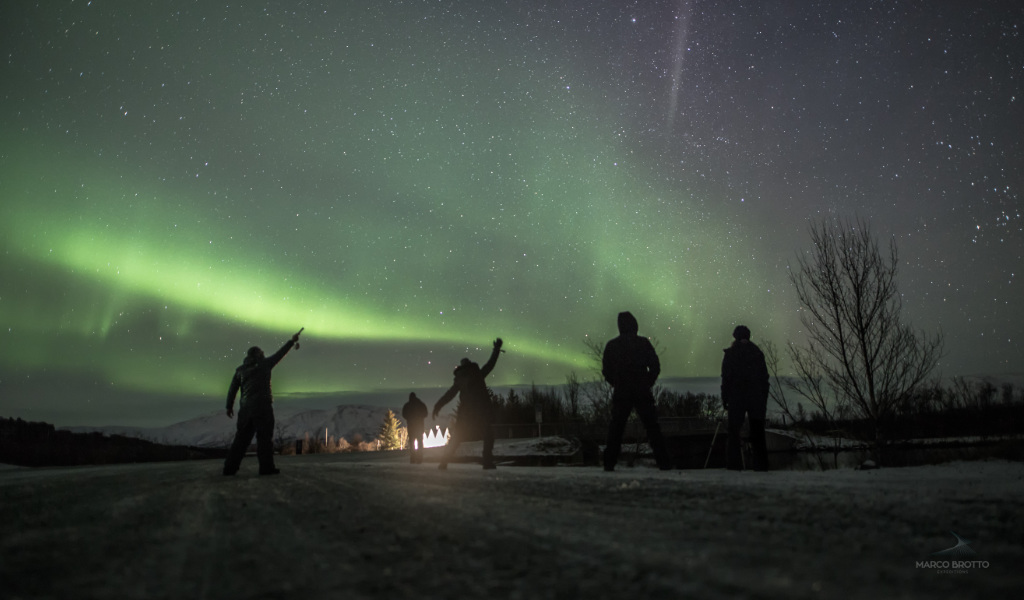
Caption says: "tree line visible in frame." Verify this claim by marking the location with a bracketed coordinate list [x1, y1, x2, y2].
[0, 417, 226, 467]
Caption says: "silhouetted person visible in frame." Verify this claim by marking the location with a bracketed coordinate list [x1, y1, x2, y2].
[433, 338, 503, 470]
[721, 325, 770, 471]
[223, 328, 303, 476]
[602, 312, 671, 471]
[402, 392, 428, 464]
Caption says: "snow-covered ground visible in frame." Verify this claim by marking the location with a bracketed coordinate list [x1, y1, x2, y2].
[1, 450, 1021, 599]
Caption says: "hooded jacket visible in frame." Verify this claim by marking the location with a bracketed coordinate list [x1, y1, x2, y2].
[602, 311, 660, 391]
[402, 395, 428, 427]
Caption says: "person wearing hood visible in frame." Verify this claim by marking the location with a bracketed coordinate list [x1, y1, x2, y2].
[402, 392, 428, 464]
[432, 338, 503, 470]
[602, 312, 672, 471]
[223, 328, 303, 476]
[721, 325, 770, 471]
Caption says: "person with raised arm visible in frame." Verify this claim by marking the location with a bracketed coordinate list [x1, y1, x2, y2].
[432, 338, 503, 470]
[223, 328, 303, 476]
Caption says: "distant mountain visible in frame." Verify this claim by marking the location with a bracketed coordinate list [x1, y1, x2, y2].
[65, 405, 451, 449]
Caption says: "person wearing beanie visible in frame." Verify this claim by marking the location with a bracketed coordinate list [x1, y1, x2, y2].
[601, 312, 672, 471]
[721, 325, 771, 471]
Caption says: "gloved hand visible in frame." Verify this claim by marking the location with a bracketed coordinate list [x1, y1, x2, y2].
[493, 337, 503, 350]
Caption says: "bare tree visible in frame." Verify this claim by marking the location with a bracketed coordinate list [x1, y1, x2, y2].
[273, 421, 291, 455]
[582, 337, 613, 422]
[761, 340, 796, 423]
[763, 339, 844, 469]
[563, 371, 583, 420]
[789, 216, 943, 457]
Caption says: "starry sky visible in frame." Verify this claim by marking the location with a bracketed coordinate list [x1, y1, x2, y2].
[1, 1, 1021, 427]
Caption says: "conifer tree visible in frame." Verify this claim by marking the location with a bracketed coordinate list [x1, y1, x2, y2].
[377, 409, 403, 451]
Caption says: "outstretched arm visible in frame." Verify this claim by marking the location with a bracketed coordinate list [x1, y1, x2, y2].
[479, 338, 503, 377]
[266, 328, 303, 368]
[432, 385, 458, 419]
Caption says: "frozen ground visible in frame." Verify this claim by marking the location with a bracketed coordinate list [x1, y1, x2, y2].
[1, 446, 1022, 599]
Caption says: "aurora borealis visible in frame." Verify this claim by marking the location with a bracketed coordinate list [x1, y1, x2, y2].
[2, 1, 1021, 426]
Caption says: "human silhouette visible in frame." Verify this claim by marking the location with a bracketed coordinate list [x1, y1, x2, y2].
[223, 328, 303, 476]
[602, 312, 671, 471]
[402, 392, 428, 464]
[721, 325, 770, 471]
[432, 338, 503, 470]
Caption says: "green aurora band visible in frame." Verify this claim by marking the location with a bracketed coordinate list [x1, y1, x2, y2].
[1, 130, 766, 399]
[0, 1, 799, 421]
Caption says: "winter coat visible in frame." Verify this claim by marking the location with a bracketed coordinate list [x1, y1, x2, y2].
[720, 340, 770, 419]
[434, 345, 501, 427]
[602, 312, 660, 395]
[402, 397, 428, 430]
[225, 340, 295, 412]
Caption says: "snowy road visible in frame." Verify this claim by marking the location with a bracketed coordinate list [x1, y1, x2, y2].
[2, 454, 1022, 599]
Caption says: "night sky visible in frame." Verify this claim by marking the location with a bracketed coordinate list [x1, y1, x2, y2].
[2, 1, 1021, 427]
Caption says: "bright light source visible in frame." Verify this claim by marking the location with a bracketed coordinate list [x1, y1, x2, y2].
[421, 426, 450, 448]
